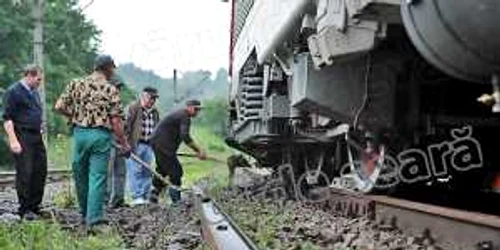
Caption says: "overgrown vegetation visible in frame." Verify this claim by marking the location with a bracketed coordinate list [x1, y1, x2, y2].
[180, 126, 232, 187]
[0, 221, 124, 250]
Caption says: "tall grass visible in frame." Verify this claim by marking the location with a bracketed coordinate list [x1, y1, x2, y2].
[179, 126, 232, 186]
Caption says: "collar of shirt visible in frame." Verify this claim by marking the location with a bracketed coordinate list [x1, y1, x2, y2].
[90, 71, 108, 84]
[20, 80, 33, 92]
[142, 106, 154, 114]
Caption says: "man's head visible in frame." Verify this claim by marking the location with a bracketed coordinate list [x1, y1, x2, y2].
[185, 99, 203, 117]
[141, 87, 159, 109]
[23, 64, 43, 89]
[94, 54, 116, 80]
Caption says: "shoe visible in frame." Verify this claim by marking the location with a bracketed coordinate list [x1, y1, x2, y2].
[109, 200, 130, 209]
[132, 198, 148, 206]
[22, 211, 40, 221]
[149, 194, 159, 204]
[88, 223, 114, 235]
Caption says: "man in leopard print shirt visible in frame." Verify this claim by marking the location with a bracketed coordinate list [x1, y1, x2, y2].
[55, 55, 130, 230]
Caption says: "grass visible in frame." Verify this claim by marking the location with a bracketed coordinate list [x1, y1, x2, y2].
[47, 134, 73, 170]
[0, 221, 124, 250]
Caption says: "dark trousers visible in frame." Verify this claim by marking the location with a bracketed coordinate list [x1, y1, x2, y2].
[13, 129, 47, 215]
[151, 143, 183, 203]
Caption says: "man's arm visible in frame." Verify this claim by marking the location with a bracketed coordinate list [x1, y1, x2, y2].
[180, 117, 206, 159]
[124, 103, 136, 139]
[108, 85, 131, 154]
[54, 99, 72, 117]
[3, 120, 21, 154]
[54, 81, 74, 117]
[111, 115, 129, 149]
[2, 90, 21, 154]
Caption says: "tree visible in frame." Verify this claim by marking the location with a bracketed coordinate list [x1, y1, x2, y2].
[0, 0, 112, 167]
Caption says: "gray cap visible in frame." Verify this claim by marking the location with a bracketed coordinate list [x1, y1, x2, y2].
[94, 55, 116, 70]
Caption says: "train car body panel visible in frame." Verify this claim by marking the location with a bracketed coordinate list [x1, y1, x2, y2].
[231, 0, 310, 99]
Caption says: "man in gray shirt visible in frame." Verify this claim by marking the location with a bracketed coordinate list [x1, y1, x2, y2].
[149, 100, 206, 204]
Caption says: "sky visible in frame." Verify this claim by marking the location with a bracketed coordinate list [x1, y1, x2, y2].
[79, 0, 231, 78]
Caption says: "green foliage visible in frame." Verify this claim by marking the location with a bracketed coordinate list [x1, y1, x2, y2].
[0, 0, 101, 137]
[179, 126, 232, 187]
[0, 221, 124, 250]
[0, 0, 104, 167]
[194, 98, 229, 136]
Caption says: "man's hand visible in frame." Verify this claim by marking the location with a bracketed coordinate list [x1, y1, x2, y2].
[120, 142, 132, 158]
[9, 139, 22, 154]
[197, 149, 207, 160]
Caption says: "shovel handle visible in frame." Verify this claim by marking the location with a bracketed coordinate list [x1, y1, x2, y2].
[113, 143, 183, 191]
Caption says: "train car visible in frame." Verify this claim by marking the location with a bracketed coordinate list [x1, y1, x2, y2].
[225, 0, 500, 196]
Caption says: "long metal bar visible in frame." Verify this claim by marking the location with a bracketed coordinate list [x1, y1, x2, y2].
[372, 195, 500, 250]
[0, 169, 71, 188]
[196, 191, 259, 250]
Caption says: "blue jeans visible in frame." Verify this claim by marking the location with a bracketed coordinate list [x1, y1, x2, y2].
[126, 143, 153, 200]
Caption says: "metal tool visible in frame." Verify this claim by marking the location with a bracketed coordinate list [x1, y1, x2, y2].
[177, 152, 226, 164]
[113, 143, 185, 191]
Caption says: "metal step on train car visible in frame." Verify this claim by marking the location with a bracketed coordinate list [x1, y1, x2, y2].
[225, 0, 500, 196]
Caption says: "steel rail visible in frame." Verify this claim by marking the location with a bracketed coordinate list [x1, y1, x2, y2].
[0, 169, 71, 188]
[325, 188, 500, 250]
[195, 188, 260, 250]
[371, 195, 500, 250]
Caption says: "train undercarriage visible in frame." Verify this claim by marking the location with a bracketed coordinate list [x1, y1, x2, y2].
[226, 0, 500, 199]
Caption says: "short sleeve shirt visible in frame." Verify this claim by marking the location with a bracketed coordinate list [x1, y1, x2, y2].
[56, 72, 124, 130]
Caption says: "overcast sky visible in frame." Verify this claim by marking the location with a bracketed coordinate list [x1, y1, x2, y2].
[79, 0, 230, 78]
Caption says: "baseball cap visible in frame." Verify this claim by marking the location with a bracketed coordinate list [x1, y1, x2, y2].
[143, 87, 159, 98]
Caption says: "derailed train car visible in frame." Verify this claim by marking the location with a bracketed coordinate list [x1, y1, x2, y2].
[225, 0, 500, 195]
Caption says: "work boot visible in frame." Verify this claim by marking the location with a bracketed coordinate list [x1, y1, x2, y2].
[88, 221, 114, 235]
[109, 200, 129, 209]
[149, 191, 159, 204]
[168, 187, 181, 204]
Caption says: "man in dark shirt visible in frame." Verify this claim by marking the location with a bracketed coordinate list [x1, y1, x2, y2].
[149, 100, 207, 204]
[2, 64, 47, 220]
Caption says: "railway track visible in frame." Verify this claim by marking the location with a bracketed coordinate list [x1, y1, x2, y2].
[0, 169, 71, 189]
[196, 188, 259, 250]
[322, 188, 500, 250]
[198, 185, 500, 250]
[372, 195, 500, 250]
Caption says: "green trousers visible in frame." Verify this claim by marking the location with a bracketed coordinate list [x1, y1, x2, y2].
[72, 126, 112, 225]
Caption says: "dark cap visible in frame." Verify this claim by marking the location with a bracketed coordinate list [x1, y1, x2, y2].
[143, 86, 159, 98]
[186, 99, 203, 109]
[94, 55, 116, 70]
